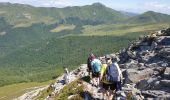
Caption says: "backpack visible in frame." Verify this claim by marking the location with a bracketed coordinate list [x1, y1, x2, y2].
[91, 59, 101, 73]
[87, 57, 92, 70]
[105, 63, 119, 83]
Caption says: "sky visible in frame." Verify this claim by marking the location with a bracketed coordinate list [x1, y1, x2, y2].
[0, 0, 170, 14]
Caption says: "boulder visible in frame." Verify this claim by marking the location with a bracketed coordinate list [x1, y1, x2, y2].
[136, 79, 148, 90]
[160, 80, 170, 87]
[152, 81, 163, 90]
[158, 48, 170, 57]
[137, 77, 160, 90]
[164, 67, 170, 79]
[161, 39, 170, 46]
[164, 28, 170, 36]
[141, 90, 170, 99]
[124, 68, 154, 84]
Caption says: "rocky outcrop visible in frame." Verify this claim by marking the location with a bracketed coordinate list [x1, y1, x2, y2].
[118, 28, 170, 99]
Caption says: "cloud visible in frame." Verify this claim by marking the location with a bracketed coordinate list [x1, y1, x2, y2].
[142, 1, 170, 14]
[0, 0, 72, 7]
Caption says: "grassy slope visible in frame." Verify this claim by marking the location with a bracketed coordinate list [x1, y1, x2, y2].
[82, 23, 170, 36]
[0, 80, 54, 100]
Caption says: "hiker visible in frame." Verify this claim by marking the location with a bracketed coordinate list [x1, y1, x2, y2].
[87, 53, 95, 76]
[100, 54, 122, 100]
[110, 54, 123, 92]
[99, 58, 107, 100]
[64, 68, 70, 84]
[91, 55, 102, 87]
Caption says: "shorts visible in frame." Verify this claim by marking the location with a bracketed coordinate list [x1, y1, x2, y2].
[102, 82, 117, 91]
[92, 72, 100, 78]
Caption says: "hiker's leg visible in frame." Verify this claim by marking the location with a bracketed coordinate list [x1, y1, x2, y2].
[108, 90, 113, 100]
[102, 89, 106, 100]
[96, 77, 99, 86]
[106, 90, 109, 100]
[92, 78, 95, 85]
[102, 83, 107, 100]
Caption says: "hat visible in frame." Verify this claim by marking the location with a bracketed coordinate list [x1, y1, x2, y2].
[105, 54, 111, 59]
[110, 54, 120, 62]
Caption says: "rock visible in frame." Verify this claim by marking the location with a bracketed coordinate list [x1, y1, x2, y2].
[164, 67, 170, 79]
[124, 59, 139, 69]
[137, 77, 160, 90]
[160, 80, 170, 87]
[138, 63, 144, 67]
[137, 79, 148, 90]
[161, 63, 168, 67]
[140, 46, 150, 51]
[152, 81, 163, 90]
[164, 28, 170, 36]
[124, 68, 154, 84]
[158, 48, 170, 57]
[141, 90, 170, 99]
[68, 94, 78, 100]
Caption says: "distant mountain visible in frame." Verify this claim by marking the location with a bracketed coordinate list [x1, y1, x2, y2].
[127, 11, 170, 24]
[120, 11, 138, 17]
[0, 2, 129, 26]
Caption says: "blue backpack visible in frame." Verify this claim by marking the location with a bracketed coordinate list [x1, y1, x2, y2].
[92, 60, 101, 73]
[105, 63, 119, 83]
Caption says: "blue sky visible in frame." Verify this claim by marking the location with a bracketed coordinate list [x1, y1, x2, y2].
[0, 0, 170, 14]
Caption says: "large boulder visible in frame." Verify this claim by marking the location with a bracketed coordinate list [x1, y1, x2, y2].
[124, 68, 154, 84]
[158, 48, 170, 57]
[137, 77, 161, 90]
[157, 36, 170, 45]
[160, 80, 170, 87]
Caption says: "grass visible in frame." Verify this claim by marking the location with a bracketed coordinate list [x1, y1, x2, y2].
[82, 23, 170, 36]
[36, 80, 84, 100]
[50, 24, 75, 33]
[36, 76, 92, 100]
[0, 80, 54, 100]
[55, 80, 85, 100]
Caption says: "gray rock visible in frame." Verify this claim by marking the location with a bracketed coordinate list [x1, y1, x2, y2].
[158, 48, 170, 57]
[164, 67, 170, 79]
[160, 80, 170, 87]
[124, 68, 154, 84]
[142, 90, 170, 99]
[137, 79, 148, 90]
[153, 81, 162, 90]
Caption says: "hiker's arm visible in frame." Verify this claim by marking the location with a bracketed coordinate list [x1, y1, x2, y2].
[115, 63, 123, 80]
[99, 66, 105, 82]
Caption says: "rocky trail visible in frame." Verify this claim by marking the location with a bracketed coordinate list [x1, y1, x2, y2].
[17, 28, 170, 100]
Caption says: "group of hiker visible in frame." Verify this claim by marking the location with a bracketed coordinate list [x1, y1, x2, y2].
[87, 53, 123, 100]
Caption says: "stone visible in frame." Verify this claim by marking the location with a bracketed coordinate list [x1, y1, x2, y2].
[68, 94, 78, 100]
[152, 81, 162, 90]
[161, 63, 168, 67]
[142, 90, 170, 99]
[158, 48, 170, 57]
[136, 79, 148, 90]
[138, 63, 144, 67]
[160, 36, 170, 45]
[124, 68, 154, 84]
[164, 67, 170, 79]
[160, 80, 170, 87]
